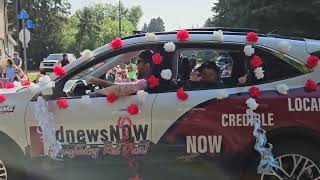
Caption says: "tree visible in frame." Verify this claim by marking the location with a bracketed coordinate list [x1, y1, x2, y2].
[142, 17, 165, 32]
[62, 3, 142, 56]
[206, 0, 320, 39]
[141, 23, 148, 32]
[24, 0, 71, 69]
[125, 6, 143, 28]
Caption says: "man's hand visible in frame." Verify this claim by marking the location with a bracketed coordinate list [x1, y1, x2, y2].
[238, 75, 247, 85]
[191, 71, 200, 81]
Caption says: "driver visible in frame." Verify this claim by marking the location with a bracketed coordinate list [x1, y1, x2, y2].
[86, 50, 153, 97]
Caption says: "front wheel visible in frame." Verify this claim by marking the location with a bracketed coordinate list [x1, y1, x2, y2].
[241, 139, 320, 180]
[0, 143, 25, 180]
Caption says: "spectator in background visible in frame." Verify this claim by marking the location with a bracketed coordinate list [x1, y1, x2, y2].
[59, 54, 70, 67]
[13, 52, 22, 69]
[5, 59, 16, 82]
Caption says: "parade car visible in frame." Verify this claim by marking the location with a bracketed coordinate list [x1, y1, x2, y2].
[0, 28, 320, 180]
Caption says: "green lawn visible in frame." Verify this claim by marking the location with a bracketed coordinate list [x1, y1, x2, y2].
[27, 72, 39, 82]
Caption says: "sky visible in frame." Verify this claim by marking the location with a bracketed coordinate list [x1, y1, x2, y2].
[68, 0, 215, 31]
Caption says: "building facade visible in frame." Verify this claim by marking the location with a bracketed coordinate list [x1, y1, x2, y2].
[0, 0, 17, 73]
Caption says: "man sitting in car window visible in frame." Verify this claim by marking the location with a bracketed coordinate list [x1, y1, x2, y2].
[189, 61, 222, 88]
[86, 50, 153, 97]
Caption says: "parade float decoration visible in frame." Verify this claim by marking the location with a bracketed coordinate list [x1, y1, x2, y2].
[110, 37, 123, 49]
[107, 92, 117, 104]
[80, 49, 94, 60]
[163, 42, 176, 52]
[152, 53, 163, 65]
[0, 95, 6, 103]
[56, 98, 69, 109]
[53, 65, 65, 76]
[244, 45, 255, 57]
[160, 69, 173, 80]
[212, 30, 224, 42]
[244, 32, 279, 173]
[176, 87, 189, 101]
[145, 32, 158, 41]
[276, 84, 289, 95]
[177, 29, 190, 41]
[35, 96, 62, 158]
[306, 55, 319, 69]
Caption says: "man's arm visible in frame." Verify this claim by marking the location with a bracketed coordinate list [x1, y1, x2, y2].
[92, 83, 144, 97]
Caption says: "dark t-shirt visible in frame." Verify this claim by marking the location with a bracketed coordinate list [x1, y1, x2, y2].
[13, 57, 22, 67]
[61, 59, 70, 67]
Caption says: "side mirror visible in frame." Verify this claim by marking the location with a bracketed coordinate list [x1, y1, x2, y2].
[41, 81, 55, 96]
[63, 79, 87, 95]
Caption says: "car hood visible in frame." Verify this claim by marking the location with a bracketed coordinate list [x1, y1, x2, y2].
[41, 60, 59, 63]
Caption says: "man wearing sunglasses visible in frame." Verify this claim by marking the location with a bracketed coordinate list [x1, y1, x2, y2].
[87, 50, 153, 97]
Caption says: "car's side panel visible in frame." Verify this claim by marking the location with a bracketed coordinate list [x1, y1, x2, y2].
[152, 68, 320, 144]
[0, 91, 32, 154]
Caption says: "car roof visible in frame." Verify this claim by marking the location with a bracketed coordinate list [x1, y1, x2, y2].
[93, 30, 308, 61]
[65, 28, 312, 75]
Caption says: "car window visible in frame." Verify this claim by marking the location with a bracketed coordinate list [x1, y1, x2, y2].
[247, 48, 305, 85]
[176, 47, 242, 91]
[69, 51, 140, 82]
[174, 44, 307, 91]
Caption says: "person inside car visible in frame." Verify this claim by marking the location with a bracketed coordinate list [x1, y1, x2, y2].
[189, 61, 222, 88]
[87, 50, 153, 97]
[191, 61, 220, 82]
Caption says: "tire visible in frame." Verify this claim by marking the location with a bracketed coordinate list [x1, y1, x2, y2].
[240, 138, 320, 180]
[0, 140, 25, 180]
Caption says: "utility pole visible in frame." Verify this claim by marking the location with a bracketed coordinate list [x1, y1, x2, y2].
[16, 0, 22, 59]
[118, 0, 122, 38]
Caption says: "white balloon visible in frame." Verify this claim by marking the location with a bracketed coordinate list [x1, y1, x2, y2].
[145, 33, 158, 41]
[246, 98, 259, 110]
[213, 30, 224, 42]
[160, 69, 172, 80]
[164, 42, 176, 52]
[254, 67, 265, 79]
[276, 84, 289, 95]
[80, 49, 94, 60]
[244, 45, 255, 56]
[216, 90, 229, 100]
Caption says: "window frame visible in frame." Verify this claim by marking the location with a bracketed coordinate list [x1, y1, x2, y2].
[53, 42, 168, 98]
[173, 42, 310, 91]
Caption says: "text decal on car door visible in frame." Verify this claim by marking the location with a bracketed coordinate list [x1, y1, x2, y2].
[186, 135, 222, 153]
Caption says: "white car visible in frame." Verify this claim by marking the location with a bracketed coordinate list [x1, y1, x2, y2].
[39, 53, 76, 74]
[0, 28, 320, 180]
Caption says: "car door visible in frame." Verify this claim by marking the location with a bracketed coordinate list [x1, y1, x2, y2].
[25, 47, 157, 162]
[149, 43, 254, 179]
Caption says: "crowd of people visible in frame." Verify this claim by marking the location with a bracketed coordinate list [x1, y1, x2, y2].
[0, 52, 28, 84]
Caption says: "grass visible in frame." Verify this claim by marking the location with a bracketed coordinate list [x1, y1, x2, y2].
[27, 71, 39, 82]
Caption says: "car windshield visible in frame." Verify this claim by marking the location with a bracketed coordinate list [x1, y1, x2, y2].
[47, 54, 63, 60]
